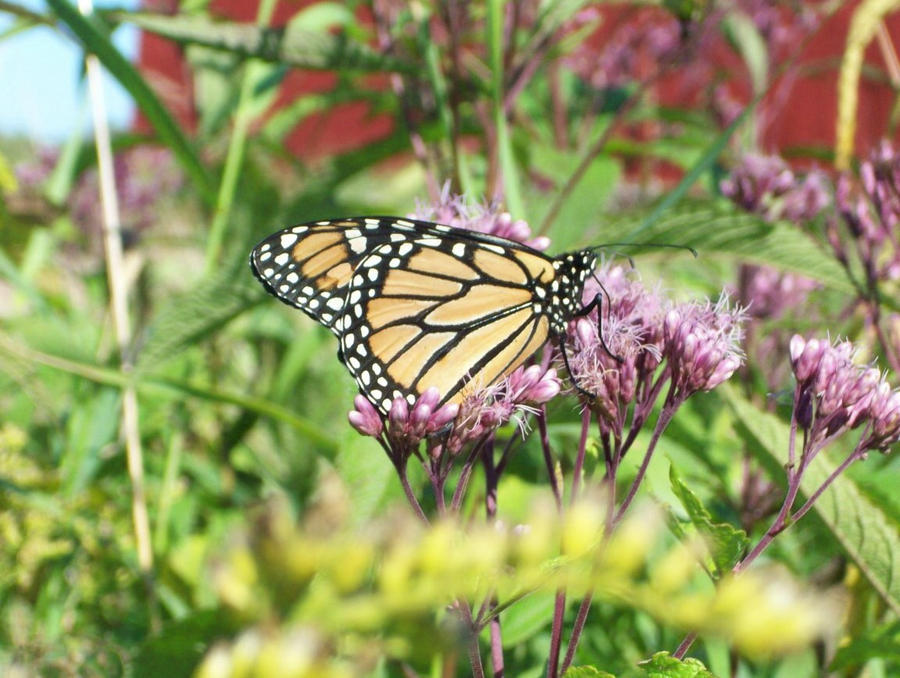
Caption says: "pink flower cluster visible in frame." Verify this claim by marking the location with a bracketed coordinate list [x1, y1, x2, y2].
[789, 336, 900, 451]
[412, 186, 550, 251]
[720, 153, 830, 223]
[566, 263, 745, 435]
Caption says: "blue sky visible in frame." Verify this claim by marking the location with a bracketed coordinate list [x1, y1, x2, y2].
[0, 0, 139, 142]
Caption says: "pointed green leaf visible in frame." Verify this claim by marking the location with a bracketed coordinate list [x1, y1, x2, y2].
[638, 651, 718, 678]
[829, 619, 900, 670]
[135, 269, 261, 372]
[563, 667, 616, 678]
[597, 200, 853, 293]
[669, 464, 749, 576]
[122, 12, 414, 73]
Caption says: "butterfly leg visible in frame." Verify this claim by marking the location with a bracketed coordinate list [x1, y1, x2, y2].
[574, 293, 623, 363]
[558, 335, 596, 401]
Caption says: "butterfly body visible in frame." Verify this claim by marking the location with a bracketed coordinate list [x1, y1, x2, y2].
[250, 217, 596, 414]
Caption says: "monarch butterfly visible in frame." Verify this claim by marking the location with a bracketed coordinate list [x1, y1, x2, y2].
[250, 217, 599, 415]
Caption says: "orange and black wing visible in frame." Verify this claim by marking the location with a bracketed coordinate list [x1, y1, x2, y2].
[335, 232, 559, 413]
[251, 217, 563, 414]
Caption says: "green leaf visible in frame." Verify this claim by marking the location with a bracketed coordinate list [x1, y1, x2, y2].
[637, 651, 718, 678]
[135, 269, 261, 372]
[46, 0, 215, 204]
[722, 12, 769, 96]
[563, 667, 616, 678]
[133, 609, 240, 678]
[597, 200, 853, 293]
[723, 384, 900, 615]
[497, 590, 557, 647]
[669, 464, 749, 576]
[829, 619, 900, 670]
[123, 12, 414, 73]
[288, 2, 356, 33]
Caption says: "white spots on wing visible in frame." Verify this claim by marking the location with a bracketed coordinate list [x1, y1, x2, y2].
[535, 287, 546, 298]
[258, 251, 272, 262]
[395, 219, 414, 228]
[279, 284, 289, 293]
[397, 243, 414, 256]
[371, 363, 382, 375]
[416, 237, 442, 247]
[360, 372, 371, 386]
[406, 393, 415, 404]
[263, 268, 275, 278]
[346, 228, 362, 239]
[481, 244, 504, 254]
[390, 233, 407, 243]
[381, 397, 391, 411]
[308, 299, 320, 309]
[377, 376, 388, 387]
[363, 255, 382, 268]
[389, 258, 401, 268]
[452, 243, 465, 257]
[350, 291, 362, 304]
[286, 272, 299, 283]
[359, 326, 370, 338]
[355, 344, 368, 356]
[280, 233, 298, 248]
[348, 356, 361, 369]
[353, 274, 365, 287]
[327, 297, 344, 311]
[434, 225, 451, 232]
[321, 312, 333, 323]
[259, 243, 271, 252]
[368, 268, 379, 282]
[349, 237, 368, 254]
[274, 252, 289, 266]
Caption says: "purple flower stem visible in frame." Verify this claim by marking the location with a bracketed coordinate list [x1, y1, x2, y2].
[458, 600, 487, 678]
[672, 632, 698, 660]
[378, 438, 430, 524]
[546, 590, 567, 678]
[783, 446, 865, 525]
[560, 592, 592, 675]
[538, 408, 564, 509]
[614, 387, 679, 526]
[451, 437, 489, 513]
[395, 457, 430, 525]
[483, 439, 499, 518]
[571, 407, 592, 501]
[490, 615, 505, 678]
[870, 307, 900, 375]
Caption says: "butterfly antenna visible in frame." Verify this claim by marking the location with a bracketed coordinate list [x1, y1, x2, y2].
[589, 242, 698, 257]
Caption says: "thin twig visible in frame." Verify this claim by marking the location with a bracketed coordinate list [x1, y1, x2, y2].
[537, 409, 563, 508]
[78, 0, 154, 624]
[560, 593, 592, 675]
[614, 385, 678, 525]
[546, 590, 567, 678]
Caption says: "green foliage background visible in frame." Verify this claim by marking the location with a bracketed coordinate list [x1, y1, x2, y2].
[0, 1, 898, 676]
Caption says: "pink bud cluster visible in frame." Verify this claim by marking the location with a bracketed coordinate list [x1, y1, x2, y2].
[348, 387, 459, 446]
[720, 153, 830, 223]
[789, 336, 900, 450]
[412, 186, 549, 250]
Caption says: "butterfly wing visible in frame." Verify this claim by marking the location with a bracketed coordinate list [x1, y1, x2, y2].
[335, 230, 558, 413]
[250, 218, 389, 332]
[251, 216, 563, 414]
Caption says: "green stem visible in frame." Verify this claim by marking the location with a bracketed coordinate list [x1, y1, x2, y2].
[204, 0, 278, 273]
